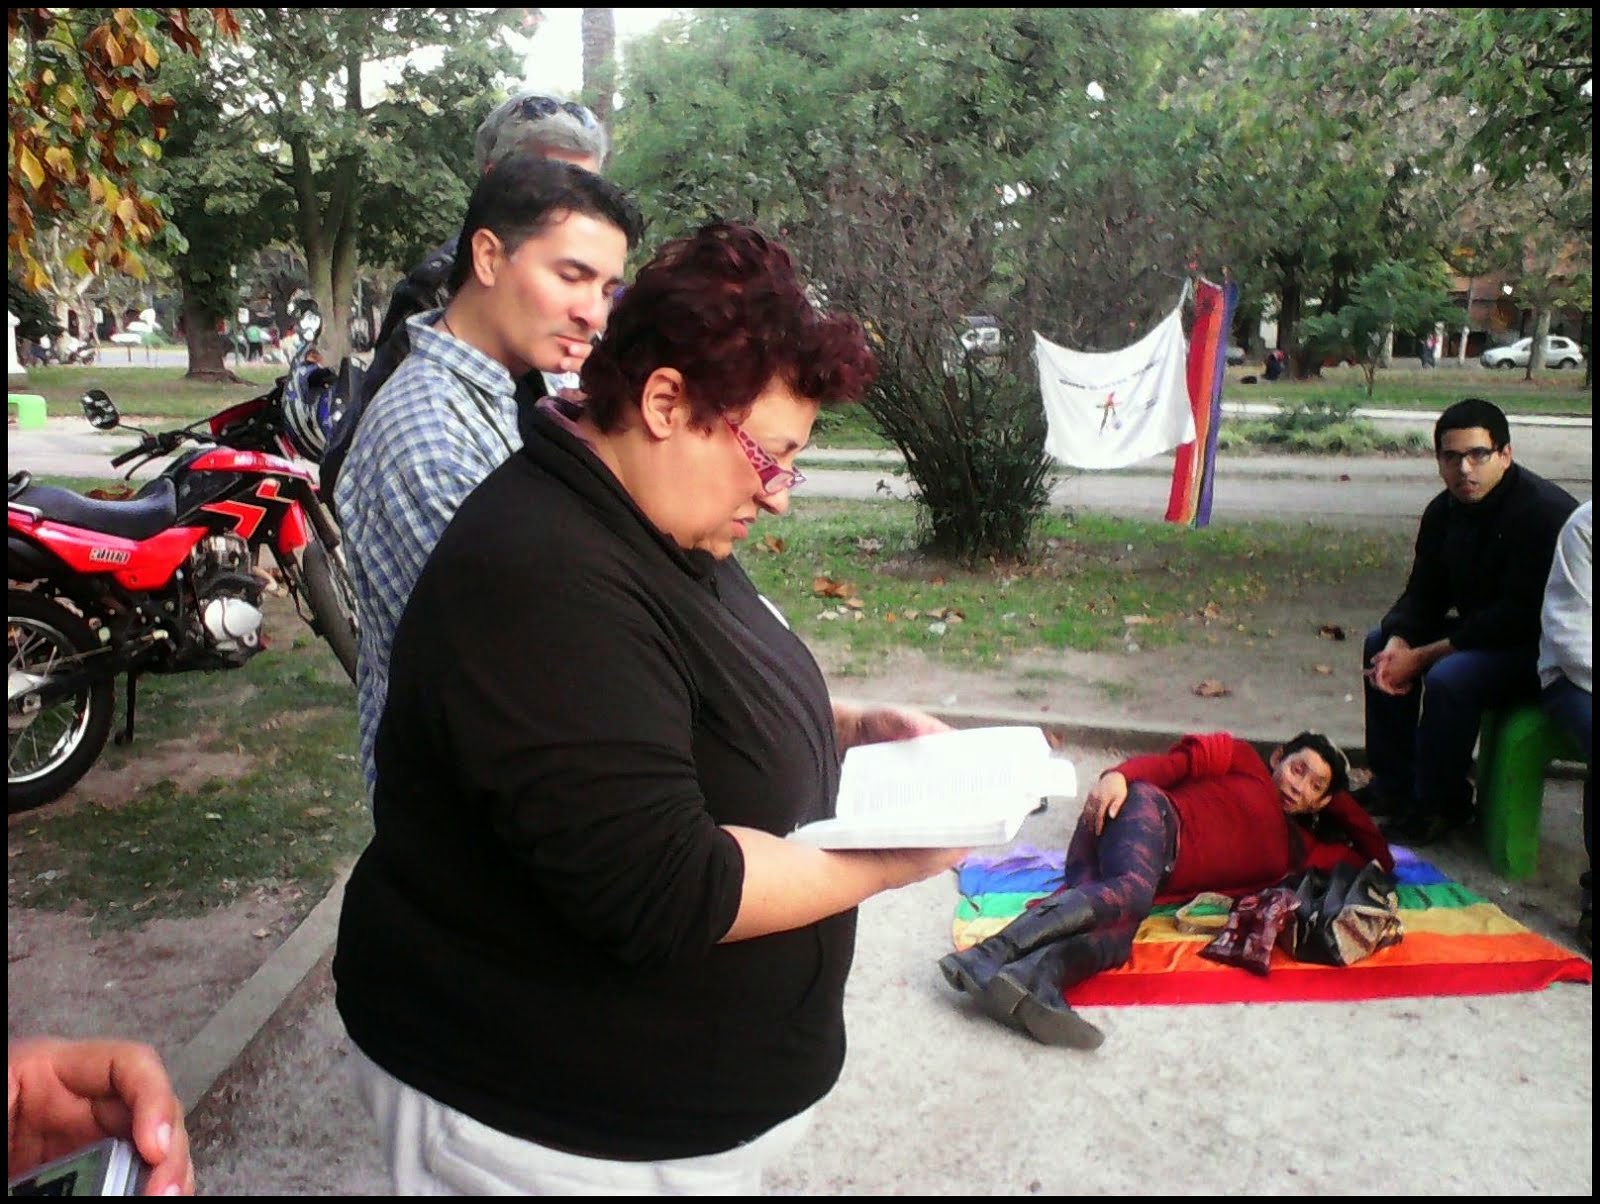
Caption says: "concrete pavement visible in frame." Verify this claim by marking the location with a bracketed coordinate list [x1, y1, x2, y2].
[180, 722, 1592, 1194]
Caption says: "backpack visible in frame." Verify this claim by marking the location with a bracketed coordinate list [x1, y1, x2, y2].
[1282, 860, 1403, 967]
[319, 242, 454, 516]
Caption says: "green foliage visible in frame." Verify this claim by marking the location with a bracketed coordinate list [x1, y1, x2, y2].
[1169, 9, 1441, 368]
[7, 8, 237, 288]
[7, 272, 61, 340]
[1299, 259, 1461, 395]
[182, 9, 521, 362]
[1429, 9, 1592, 192]
[1217, 411, 1430, 456]
[616, 8, 1186, 560]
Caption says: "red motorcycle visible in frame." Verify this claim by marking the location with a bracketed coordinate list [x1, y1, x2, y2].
[7, 389, 359, 811]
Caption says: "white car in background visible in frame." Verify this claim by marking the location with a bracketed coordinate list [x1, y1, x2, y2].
[1480, 335, 1585, 369]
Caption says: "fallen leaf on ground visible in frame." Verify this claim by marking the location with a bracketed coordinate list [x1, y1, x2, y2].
[930, 575, 947, 586]
[854, 537, 883, 554]
[902, 609, 920, 621]
[811, 575, 857, 599]
[1193, 679, 1231, 698]
[760, 534, 786, 553]
[844, 597, 865, 610]
[252, 928, 272, 939]
[1314, 664, 1333, 675]
[884, 612, 898, 623]
[1199, 602, 1223, 621]
[1318, 623, 1347, 641]
[1123, 614, 1154, 626]
[86, 486, 135, 500]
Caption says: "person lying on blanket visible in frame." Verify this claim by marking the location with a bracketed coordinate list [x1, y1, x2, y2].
[939, 730, 1392, 1050]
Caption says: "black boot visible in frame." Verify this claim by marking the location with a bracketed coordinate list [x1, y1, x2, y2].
[938, 890, 1099, 1000]
[981, 938, 1106, 1050]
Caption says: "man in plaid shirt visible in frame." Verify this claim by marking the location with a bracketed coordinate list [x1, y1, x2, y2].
[336, 155, 640, 796]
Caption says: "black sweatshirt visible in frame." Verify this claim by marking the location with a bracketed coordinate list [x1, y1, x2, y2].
[333, 407, 852, 1160]
[1382, 462, 1578, 655]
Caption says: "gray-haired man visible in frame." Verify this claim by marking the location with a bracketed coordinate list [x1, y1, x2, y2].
[322, 94, 611, 501]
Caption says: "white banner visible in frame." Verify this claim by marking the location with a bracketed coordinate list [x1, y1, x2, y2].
[1034, 310, 1193, 470]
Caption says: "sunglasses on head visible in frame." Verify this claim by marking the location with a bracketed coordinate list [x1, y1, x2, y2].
[515, 94, 601, 131]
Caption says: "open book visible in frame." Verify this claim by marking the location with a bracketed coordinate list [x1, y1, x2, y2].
[788, 725, 1077, 850]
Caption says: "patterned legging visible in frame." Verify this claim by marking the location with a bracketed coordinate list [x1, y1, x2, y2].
[1057, 781, 1178, 977]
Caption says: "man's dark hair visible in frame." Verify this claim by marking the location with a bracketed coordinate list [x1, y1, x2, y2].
[446, 154, 643, 294]
[1280, 731, 1351, 799]
[1434, 397, 1510, 453]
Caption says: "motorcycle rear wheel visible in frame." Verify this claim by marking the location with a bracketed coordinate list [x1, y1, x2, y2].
[8, 591, 115, 813]
[302, 534, 359, 684]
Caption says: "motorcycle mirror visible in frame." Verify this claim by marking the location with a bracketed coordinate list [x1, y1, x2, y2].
[80, 389, 121, 431]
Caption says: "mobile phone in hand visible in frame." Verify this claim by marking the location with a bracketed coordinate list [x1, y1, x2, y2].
[7, 1136, 150, 1196]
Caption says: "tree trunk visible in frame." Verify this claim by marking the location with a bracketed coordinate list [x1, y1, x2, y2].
[1458, 277, 1475, 363]
[180, 281, 243, 382]
[1524, 306, 1550, 381]
[1279, 272, 1309, 378]
[581, 9, 617, 125]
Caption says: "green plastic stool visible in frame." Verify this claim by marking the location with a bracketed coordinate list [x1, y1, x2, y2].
[7, 393, 48, 430]
[1475, 703, 1586, 880]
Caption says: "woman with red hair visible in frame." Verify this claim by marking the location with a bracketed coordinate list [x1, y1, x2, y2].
[333, 222, 964, 1194]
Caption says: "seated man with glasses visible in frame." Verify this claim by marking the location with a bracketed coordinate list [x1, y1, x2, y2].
[1357, 397, 1579, 844]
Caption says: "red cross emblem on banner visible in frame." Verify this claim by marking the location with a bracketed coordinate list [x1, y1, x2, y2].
[1098, 391, 1118, 432]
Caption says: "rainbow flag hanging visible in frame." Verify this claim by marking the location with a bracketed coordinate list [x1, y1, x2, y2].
[950, 845, 1592, 1006]
[1164, 277, 1239, 528]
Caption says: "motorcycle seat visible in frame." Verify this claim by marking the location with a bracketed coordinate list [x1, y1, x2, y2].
[11, 478, 179, 541]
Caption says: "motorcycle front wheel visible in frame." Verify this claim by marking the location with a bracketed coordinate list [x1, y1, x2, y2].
[8, 590, 115, 812]
[302, 533, 359, 684]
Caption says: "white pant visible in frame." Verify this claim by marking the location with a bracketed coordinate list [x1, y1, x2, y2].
[349, 1044, 815, 1195]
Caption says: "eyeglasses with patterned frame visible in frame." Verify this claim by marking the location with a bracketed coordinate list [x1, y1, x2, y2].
[724, 419, 806, 495]
[1436, 446, 1501, 470]
[514, 94, 602, 131]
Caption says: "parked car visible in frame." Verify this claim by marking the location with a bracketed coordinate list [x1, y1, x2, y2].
[958, 314, 1002, 355]
[1226, 344, 1247, 366]
[1480, 335, 1585, 370]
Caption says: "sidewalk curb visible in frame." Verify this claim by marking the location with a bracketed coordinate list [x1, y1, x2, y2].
[180, 706, 1584, 1116]
[171, 865, 352, 1113]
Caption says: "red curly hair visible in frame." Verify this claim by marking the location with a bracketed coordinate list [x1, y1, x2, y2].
[581, 222, 877, 432]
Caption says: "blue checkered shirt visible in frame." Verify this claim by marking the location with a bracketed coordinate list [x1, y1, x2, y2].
[336, 312, 523, 799]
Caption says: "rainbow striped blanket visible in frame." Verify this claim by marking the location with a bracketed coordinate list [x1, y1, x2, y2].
[951, 845, 1591, 1005]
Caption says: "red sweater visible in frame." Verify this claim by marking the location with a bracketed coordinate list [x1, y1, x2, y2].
[1112, 733, 1393, 903]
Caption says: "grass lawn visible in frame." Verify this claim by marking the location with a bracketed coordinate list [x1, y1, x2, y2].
[1228, 362, 1591, 416]
[741, 498, 1411, 676]
[6, 596, 367, 931]
[16, 364, 285, 422]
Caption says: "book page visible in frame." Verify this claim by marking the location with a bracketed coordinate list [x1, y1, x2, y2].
[789, 726, 1077, 849]
[835, 726, 1063, 820]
